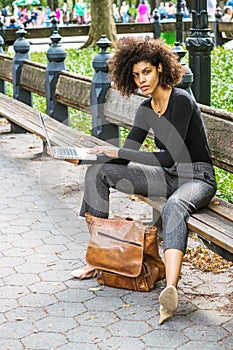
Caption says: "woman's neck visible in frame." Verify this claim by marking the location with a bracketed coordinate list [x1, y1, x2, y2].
[151, 86, 172, 116]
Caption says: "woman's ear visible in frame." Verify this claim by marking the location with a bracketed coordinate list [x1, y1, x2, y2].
[157, 63, 163, 73]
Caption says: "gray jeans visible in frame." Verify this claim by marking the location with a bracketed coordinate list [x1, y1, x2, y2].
[80, 162, 216, 254]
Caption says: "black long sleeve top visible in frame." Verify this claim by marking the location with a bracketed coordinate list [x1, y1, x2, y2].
[82, 87, 212, 168]
[118, 87, 212, 168]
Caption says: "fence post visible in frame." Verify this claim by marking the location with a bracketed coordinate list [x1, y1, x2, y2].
[90, 35, 120, 146]
[214, 7, 223, 47]
[173, 42, 193, 97]
[12, 28, 32, 106]
[0, 20, 5, 50]
[45, 30, 69, 124]
[153, 9, 160, 39]
[51, 15, 59, 34]
[175, 0, 184, 44]
[0, 35, 5, 94]
[186, 1, 214, 106]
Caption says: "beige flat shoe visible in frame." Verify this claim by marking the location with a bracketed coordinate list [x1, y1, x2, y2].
[158, 285, 178, 325]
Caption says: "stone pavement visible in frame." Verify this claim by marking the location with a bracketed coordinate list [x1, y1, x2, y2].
[0, 132, 232, 350]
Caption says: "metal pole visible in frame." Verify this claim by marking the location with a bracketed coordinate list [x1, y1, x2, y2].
[173, 42, 193, 97]
[186, 0, 214, 106]
[153, 9, 160, 39]
[0, 20, 5, 50]
[176, 0, 184, 44]
[91, 35, 120, 146]
[214, 7, 223, 47]
[0, 35, 5, 94]
[51, 15, 59, 34]
[45, 31, 69, 124]
[12, 29, 32, 106]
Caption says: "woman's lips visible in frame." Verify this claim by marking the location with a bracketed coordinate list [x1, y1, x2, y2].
[140, 86, 149, 91]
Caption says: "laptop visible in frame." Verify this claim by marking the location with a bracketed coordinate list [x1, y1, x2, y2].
[39, 113, 97, 161]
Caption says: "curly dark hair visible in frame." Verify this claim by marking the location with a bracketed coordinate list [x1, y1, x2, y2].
[108, 36, 185, 96]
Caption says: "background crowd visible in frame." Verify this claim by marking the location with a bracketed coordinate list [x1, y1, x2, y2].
[0, 0, 232, 29]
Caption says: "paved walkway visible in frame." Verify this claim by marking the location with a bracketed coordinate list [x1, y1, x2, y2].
[0, 133, 232, 350]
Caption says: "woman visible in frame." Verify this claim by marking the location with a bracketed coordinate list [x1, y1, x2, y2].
[75, 37, 217, 324]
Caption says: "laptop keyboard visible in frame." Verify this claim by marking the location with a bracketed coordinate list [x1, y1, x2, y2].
[54, 147, 78, 157]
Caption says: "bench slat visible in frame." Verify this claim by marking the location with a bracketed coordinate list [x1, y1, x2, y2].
[137, 195, 233, 255]
[208, 196, 233, 222]
[0, 93, 107, 148]
[192, 210, 232, 241]
[188, 216, 233, 256]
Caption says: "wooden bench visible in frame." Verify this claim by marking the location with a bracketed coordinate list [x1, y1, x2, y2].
[0, 56, 232, 262]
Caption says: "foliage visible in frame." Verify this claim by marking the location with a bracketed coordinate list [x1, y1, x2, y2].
[30, 47, 98, 74]
[211, 47, 233, 112]
[183, 245, 233, 273]
[214, 166, 233, 203]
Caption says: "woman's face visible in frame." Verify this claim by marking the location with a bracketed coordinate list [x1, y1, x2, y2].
[132, 61, 162, 96]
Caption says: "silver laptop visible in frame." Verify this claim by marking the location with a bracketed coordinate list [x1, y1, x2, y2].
[39, 113, 97, 161]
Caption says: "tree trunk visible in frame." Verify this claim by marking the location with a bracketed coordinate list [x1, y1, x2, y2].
[82, 0, 117, 48]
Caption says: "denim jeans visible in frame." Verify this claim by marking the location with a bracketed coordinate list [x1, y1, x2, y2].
[80, 162, 216, 254]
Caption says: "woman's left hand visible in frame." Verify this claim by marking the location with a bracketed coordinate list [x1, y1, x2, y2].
[89, 146, 119, 158]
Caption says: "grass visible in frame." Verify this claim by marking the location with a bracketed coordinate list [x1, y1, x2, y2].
[4, 45, 233, 203]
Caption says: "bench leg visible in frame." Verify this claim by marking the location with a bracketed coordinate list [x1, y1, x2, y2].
[199, 236, 233, 262]
[152, 208, 163, 240]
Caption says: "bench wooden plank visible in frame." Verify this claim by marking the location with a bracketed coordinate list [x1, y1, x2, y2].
[20, 61, 46, 96]
[192, 210, 232, 243]
[0, 54, 12, 82]
[208, 197, 233, 222]
[137, 194, 233, 256]
[0, 93, 107, 148]
[56, 72, 91, 113]
[188, 217, 233, 258]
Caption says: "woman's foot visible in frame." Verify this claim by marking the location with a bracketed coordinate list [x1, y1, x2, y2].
[158, 285, 178, 325]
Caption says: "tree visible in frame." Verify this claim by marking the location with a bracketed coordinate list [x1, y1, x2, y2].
[82, 0, 117, 48]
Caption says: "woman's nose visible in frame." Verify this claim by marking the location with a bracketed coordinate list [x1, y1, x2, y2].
[139, 74, 145, 83]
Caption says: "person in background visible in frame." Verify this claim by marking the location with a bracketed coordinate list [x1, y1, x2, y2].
[62, 1, 69, 25]
[166, 2, 176, 19]
[55, 8, 61, 23]
[36, 6, 44, 27]
[137, 0, 150, 23]
[1, 5, 10, 24]
[75, 36, 217, 325]
[221, 6, 233, 39]
[226, 0, 233, 10]
[13, 5, 20, 23]
[181, 0, 190, 18]
[207, 0, 217, 19]
[120, 1, 129, 23]
[19, 7, 28, 28]
[44, 6, 51, 27]
[113, 3, 120, 22]
[145, 0, 151, 20]
[0, 11, 4, 24]
[31, 6, 38, 27]
[73, 0, 86, 25]
[222, 6, 233, 22]
[6, 16, 21, 28]
[158, 2, 167, 19]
